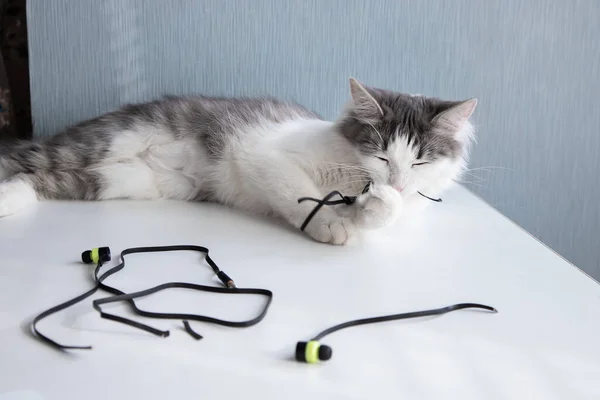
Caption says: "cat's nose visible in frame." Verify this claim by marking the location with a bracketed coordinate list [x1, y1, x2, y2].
[394, 185, 405, 192]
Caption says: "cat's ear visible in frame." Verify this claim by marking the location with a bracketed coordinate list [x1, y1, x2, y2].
[432, 98, 477, 135]
[348, 78, 384, 121]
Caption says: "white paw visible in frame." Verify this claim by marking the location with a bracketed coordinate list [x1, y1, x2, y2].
[303, 213, 356, 245]
[0, 179, 38, 217]
[354, 184, 403, 229]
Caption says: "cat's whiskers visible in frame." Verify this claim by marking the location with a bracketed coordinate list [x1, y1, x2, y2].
[340, 178, 371, 186]
[464, 166, 515, 174]
[319, 168, 367, 176]
[341, 176, 370, 182]
[461, 170, 487, 182]
[321, 161, 374, 171]
[460, 180, 489, 190]
[319, 163, 370, 174]
[322, 174, 369, 186]
[316, 164, 368, 187]
[319, 170, 370, 180]
[320, 167, 370, 175]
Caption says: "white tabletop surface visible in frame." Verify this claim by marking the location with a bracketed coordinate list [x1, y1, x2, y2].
[0, 186, 599, 400]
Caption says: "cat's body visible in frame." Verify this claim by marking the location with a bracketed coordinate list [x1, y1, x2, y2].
[0, 79, 477, 244]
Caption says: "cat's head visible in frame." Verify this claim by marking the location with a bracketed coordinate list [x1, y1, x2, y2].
[336, 78, 477, 197]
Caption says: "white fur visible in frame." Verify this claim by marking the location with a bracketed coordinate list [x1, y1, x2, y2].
[0, 177, 38, 217]
[351, 183, 403, 229]
[93, 127, 209, 200]
[211, 118, 364, 244]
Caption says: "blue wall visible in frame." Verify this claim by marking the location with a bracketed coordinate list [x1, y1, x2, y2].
[27, 0, 600, 279]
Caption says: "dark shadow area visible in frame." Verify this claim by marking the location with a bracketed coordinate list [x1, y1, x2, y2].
[0, 0, 31, 140]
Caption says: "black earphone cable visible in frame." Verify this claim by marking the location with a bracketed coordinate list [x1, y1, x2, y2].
[30, 281, 101, 350]
[294, 303, 497, 363]
[92, 246, 272, 335]
[31, 245, 273, 350]
[417, 191, 442, 203]
[297, 190, 357, 231]
[298, 182, 442, 231]
[311, 303, 496, 341]
[183, 320, 203, 340]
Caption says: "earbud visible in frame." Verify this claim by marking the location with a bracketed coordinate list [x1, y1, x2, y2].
[81, 247, 111, 264]
[295, 340, 332, 363]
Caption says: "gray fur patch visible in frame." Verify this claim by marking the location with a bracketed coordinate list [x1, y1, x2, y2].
[338, 86, 466, 161]
[0, 94, 320, 199]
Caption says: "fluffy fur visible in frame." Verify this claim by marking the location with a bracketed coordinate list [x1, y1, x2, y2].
[0, 78, 477, 244]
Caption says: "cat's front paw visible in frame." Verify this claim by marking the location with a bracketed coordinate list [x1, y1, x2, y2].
[303, 213, 356, 245]
[354, 184, 402, 229]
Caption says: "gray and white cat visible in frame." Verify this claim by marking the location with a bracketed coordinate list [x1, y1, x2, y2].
[0, 78, 476, 244]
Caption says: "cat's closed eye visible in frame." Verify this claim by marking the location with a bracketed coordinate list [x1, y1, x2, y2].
[376, 156, 389, 163]
[412, 161, 429, 167]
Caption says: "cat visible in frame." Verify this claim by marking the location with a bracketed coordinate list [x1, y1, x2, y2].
[0, 78, 476, 244]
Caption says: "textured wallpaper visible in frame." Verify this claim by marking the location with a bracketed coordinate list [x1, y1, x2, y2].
[27, 0, 600, 279]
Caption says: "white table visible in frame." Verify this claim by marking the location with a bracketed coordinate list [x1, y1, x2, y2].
[1, 186, 599, 400]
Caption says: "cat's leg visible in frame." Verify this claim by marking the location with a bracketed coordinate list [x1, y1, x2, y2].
[248, 158, 356, 245]
[0, 152, 188, 217]
[92, 159, 162, 200]
[339, 183, 403, 230]
[0, 170, 101, 217]
[0, 167, 131, 217]
[0, 174, 38, 217]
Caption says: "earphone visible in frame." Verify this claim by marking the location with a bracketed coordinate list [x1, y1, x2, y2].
[31, 244, 496, 363]
[294, 303, 497, 364]
[296, 340, 333, 363]
[31, 245, 273, 350]
[81, 246, 111, 264]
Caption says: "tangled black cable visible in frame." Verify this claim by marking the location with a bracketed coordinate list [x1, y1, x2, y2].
[31, 245, 273, 350]
[297, 190, 359, 231]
